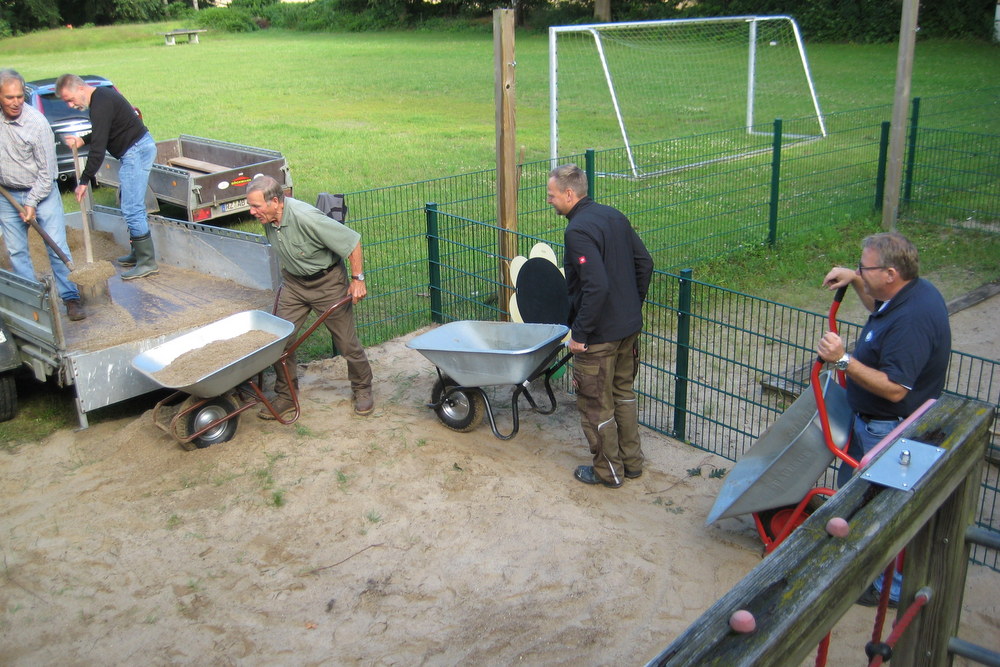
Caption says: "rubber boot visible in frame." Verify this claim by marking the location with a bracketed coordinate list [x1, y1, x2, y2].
[117, 239, 137, 267]
[121, 233, 159, 280]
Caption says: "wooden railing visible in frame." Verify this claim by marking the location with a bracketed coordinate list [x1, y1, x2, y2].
[646, 393, 995, 667]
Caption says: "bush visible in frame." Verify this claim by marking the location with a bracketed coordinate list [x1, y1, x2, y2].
[195, 6, 259, 32]
[164, 2, 196, 21]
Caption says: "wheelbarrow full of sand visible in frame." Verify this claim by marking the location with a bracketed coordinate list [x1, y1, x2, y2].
[706, 287, 859, 553]
[407, 320, 572, 440]
[132, 296, 351, 449]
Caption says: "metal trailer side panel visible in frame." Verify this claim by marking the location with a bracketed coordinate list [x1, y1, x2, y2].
[66, 332, 178, 414]
[0, 270, 58, 354]
[66, 208, 280, 290]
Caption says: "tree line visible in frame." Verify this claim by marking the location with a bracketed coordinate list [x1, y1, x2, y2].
[2, 0, 996, 42]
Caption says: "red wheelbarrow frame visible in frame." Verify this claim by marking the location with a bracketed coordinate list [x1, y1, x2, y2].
[152, 295, 353, 448]
[753, 286, 860, 554]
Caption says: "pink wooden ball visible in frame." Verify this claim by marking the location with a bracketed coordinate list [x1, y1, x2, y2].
[729, 609, 756, 633]
[826, 517, 850, 538]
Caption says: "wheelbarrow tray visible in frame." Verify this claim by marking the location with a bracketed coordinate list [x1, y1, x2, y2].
[706, 370, 852, 524]
[132, 310, 295, 398]
[407, 321, 569, 387]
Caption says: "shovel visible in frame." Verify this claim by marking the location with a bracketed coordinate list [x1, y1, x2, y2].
[71, 143, 95, 264]
[0, 182, 75, 271]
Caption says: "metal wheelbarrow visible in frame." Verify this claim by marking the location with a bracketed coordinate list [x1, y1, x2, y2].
[706, 287, 859, 553]
[132, 296, 352, 450]
[407, 320, 572, 440]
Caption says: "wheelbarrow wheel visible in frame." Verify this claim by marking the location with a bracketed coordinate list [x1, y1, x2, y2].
[431, 377, 484, 433]
[175, 395, 239, 449]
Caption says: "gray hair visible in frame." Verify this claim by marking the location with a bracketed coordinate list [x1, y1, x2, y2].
[863, 232, 919, 281]
[548, 163, 588, 198]
[0, 69, 25, 92]
[247, 175, 284, 202]
[55, 73, 86, 95]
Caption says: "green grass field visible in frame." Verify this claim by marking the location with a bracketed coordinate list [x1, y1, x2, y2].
[0, 25, 997, 443]
[3, 25, 998, 201]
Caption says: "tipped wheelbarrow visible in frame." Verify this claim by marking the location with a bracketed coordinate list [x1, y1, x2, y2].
[706, 287, 859, 553]
[132, 296, 351, 450]
[407, 320, 571, 440]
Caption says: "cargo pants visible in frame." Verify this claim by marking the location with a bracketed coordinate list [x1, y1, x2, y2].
[272, 262, 373, 402]
[572, 331, 643, 486]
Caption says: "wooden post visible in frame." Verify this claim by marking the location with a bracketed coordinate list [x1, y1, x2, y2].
[494, 8, 518, 322]
[881, 0, 920, 230]
[892, 445, 984, 666]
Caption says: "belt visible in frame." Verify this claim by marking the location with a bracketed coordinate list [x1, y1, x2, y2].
[295, 263, 337, 281]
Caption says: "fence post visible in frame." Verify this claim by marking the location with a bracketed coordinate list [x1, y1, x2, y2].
[903, 96, 921, 204]
[585, 149, 596, 199]
[875, 120, 891, 211]
[768, 118, 783, 246]
[425, 202, 443, 324]
[673, 269, 693, 442]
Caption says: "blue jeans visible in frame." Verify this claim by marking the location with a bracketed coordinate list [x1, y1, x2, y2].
[842, 413, 905, 602]
[0, 185, 79, 301]
[118, 133, 157, 237]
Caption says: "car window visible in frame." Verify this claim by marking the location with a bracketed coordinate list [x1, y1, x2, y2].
[36, 92, 86, 123]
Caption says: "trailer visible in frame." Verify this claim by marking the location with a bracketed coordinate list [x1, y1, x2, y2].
[0, 205, 280, 428]
[93, 135, 293, 223]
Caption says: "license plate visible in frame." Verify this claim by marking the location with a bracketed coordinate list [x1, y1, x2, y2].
[221, 198, 247, 212]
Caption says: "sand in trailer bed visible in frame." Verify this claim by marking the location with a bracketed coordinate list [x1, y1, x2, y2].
[150, 329, 280, 387]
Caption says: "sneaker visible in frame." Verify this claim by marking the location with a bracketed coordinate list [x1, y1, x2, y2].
[353, 388, 374, 416]
[64, 299, 86, 321]
[258, 397, 296, 421]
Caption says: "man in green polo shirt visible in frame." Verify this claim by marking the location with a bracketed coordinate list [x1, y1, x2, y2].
[247, 175, 374, 418]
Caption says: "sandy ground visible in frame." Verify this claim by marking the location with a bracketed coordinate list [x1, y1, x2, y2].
[1, 290, 998, 666]
[1, 225, 998, 664]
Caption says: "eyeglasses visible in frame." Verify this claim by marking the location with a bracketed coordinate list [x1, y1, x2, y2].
[857, 264, 887, 273]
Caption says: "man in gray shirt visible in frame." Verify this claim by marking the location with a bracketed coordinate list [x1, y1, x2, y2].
[0, 69, 84, 321]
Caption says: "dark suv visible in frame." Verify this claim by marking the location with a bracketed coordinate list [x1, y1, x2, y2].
[24, 75, 141, 186]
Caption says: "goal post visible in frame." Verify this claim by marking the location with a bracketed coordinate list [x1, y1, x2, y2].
[549, 16, 827, 177]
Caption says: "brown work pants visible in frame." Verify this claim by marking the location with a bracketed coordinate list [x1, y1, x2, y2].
[572, 332, 643, 486]
[272, 262, 373, 402]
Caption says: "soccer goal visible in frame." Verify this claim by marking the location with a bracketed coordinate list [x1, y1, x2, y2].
[549, 16, 826, 178]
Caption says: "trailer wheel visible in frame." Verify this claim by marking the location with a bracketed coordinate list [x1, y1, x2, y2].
[0, 372, 17, 422]
[175, 395, 239, 449]
[431, 377, 484, 433]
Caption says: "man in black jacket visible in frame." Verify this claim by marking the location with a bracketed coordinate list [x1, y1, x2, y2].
[547, 164, 654, 488]
[56, 74, 158, 280]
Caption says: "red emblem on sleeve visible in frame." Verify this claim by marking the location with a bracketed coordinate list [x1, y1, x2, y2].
[578, 256, 587, 264]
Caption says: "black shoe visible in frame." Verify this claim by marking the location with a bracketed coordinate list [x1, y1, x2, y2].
[856, 584, 897, 609]
[625, 468, 643, 479]
[574, 465, 622, 488]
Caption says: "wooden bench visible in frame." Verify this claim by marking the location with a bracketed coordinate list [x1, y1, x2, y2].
[160, 29, 208, 46]
[167, 156, 228, 173]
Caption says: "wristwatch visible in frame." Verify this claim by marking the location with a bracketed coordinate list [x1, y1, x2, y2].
[835, 353, 851, 371]
[352, 273, 365, 281]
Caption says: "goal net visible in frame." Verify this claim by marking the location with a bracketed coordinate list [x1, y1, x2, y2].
[549, 16, 826, 177]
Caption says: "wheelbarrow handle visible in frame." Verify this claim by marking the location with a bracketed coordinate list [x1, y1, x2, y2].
[282, 295, 353, 358]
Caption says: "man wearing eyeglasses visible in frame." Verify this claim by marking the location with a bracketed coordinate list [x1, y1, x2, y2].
[816, 232, 950, 606]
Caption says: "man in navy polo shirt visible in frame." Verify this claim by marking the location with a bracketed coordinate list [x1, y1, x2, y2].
[816, 232, 951, 605]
